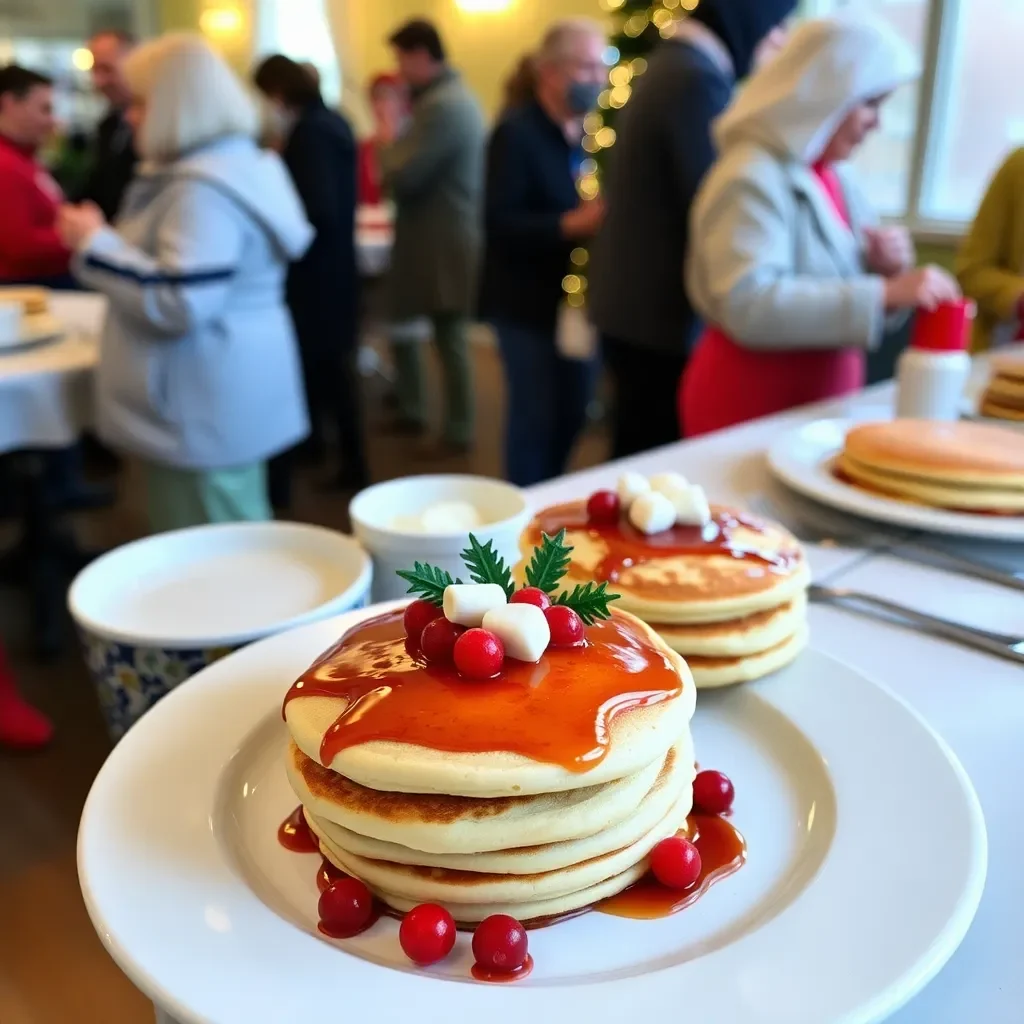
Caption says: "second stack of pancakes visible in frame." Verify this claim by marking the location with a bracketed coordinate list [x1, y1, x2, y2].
[284, 608, 697, 924]
[518, 499, 810, 689]
[980, 351, 1024, 423]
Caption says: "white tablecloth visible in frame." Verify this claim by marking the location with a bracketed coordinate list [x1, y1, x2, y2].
[0, 293, 104, 455]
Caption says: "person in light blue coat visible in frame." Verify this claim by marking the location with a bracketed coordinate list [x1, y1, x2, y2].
[58, 33, 312, 532]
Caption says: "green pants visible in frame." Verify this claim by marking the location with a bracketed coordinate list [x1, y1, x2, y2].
[391, 313, 474, 446]
[145, 462, 273, 534]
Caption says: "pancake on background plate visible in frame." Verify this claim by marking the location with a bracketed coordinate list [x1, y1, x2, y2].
[517, 479, 810, 689]
[838, 420, 1024, 513]
[0, 286, 48, 316]
[980, 351, 1024, 422]
[282, 542, 699, 924]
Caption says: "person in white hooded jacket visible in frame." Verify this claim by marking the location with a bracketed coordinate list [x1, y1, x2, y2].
[681, 13, 961, 437]
[58, 34, 312, 531]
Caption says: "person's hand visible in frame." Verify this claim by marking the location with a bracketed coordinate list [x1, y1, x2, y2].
[753, 27, 788, 70]
[560, 197, 605, 239]
[865, 226, 915, 277]
[58, 202, 106, 250]
[883, 265, 961, 312]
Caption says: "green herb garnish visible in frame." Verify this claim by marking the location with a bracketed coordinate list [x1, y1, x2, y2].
[395, 562, 460, 607]
[523, 529, 573, 594]
[552, 582, 620, 625]
[460, 534, 514, 598]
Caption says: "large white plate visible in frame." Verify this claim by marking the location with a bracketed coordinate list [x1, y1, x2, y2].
[79, 604, 986, 1024]
[768, 418, 1024, 541]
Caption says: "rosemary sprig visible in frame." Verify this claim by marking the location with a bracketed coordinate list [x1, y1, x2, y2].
[395, 562, 459, 607]
[523, 529, 573, 594]
[553, 582, 620, 625]
[460, 533, 514, 598]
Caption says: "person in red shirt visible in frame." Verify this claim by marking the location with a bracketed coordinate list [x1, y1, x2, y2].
[357, 73, 407, 206]
[0, 65, 74, 284]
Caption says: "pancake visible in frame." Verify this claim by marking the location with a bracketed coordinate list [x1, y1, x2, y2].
[314, 788, 691, 906]
[304, 734, 694, 871]
[0, 286, 48, 316]
[287, 738, 674, 854]
[285, 608, 697, 798]
[362, 858, 654, 926]
[980, 397, 1024, 422]
[989, 351, 1024, 382]
[838, 452, 1024, 512]
[843, 421, 1024, 487]
[653, 595, 806, 657]
[518, 501, 809, 624]
[681, 625, 809, 689]
[985, 375, 1024, 405]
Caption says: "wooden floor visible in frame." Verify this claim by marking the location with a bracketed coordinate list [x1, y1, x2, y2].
[0, 341, 609, 1023]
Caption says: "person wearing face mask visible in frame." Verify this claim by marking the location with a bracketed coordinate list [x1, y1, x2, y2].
[254, 54, 368, 502]
[681, 13, 961, 436]
[478, 19, 607, 486]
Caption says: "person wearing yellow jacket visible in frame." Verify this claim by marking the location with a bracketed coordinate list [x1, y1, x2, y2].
[956, 148, 1024, 352]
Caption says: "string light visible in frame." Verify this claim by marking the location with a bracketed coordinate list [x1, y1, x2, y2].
[564, 1, 685, 308]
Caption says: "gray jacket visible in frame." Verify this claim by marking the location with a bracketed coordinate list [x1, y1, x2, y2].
[687, 144, 893, 351]
[381, 69, 486, 319]
[74, 135, 313, 470]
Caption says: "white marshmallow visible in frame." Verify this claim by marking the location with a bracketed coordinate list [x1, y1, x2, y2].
[482, 604, 550, 663]
[628, 491, 676, 535]
[618, 472, 651, 507]
[674, 484, 712, 527]
[649, 472, 689, 496]
[443, 583, 507, 627]
[420, 500, 484, 534]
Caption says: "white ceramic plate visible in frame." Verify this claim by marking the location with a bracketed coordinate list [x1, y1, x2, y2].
[0, 312, 64, 352]
[79, 604, 986, 1024]
[768, 418, 1024, 541]
[69, 521, 372, 648]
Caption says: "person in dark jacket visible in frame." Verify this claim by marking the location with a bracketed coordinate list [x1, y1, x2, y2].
[479, 19, 607, 486]
[79, 30, 138, 222]
[255, 55, 369, 501]
[589, 0, 796, 458]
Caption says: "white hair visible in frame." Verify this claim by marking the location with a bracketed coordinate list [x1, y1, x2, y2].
[123, 33, 259, 162]
[537, 18, 606, 66]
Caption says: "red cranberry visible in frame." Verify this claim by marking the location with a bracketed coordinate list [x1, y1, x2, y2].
[472, 914, 529, 974]
[420, 617, 465, 664]
[587, 489, 621, 525]
[317, 877, 375, 936]
[692, 770, 735, 815]
[650, 837, 702, 890]
[545, 605, 585, 647]
[510, 587, 552, 611]
[453, 628, 505, 680]
[403, 599, 443, 643]
[399, 903, 457, 966]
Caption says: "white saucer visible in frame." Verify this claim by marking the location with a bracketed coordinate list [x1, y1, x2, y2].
[79, 604, 986, 1024]
[768, 418, 1024, 541]
[0, 312, 64, 351]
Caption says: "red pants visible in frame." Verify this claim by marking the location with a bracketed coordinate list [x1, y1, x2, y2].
[680, 328, 866, 437]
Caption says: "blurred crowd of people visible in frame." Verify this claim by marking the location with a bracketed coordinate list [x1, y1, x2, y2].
[2, 0, 1024, 748]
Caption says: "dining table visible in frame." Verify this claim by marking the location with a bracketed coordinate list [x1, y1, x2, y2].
[147, 374, 1021, 1023]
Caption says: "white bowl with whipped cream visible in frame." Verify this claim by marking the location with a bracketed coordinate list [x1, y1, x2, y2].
[350, 475, 530, 602]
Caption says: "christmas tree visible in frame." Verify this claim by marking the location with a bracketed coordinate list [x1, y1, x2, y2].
[564, 1, 690, 308]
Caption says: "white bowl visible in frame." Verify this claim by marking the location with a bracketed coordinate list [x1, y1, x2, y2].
[68, 521, 372, 738]
[349, 474, 530, 602]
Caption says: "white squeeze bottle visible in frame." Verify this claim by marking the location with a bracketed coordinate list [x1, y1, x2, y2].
[895, 300, 975, 420]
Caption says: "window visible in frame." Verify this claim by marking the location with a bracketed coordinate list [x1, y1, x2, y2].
[921, 0, 1024, 221]
[801, 0, 1024, 232]
[254, 0, 341, 105]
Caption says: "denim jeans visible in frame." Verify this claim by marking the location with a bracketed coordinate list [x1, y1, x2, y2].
[492, 319, 599, 487]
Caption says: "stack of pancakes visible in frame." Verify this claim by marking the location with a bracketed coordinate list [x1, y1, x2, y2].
[518, 507, 810, 689]
[284, 611, 697, 924]
[980, 352, 1024, 422]
[838, 420, 1024, 513]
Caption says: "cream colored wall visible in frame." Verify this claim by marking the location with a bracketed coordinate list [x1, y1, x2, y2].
[331, 0, 608, 130]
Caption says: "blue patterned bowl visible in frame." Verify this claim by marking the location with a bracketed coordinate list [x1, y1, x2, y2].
[69, 522, 371, 741]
